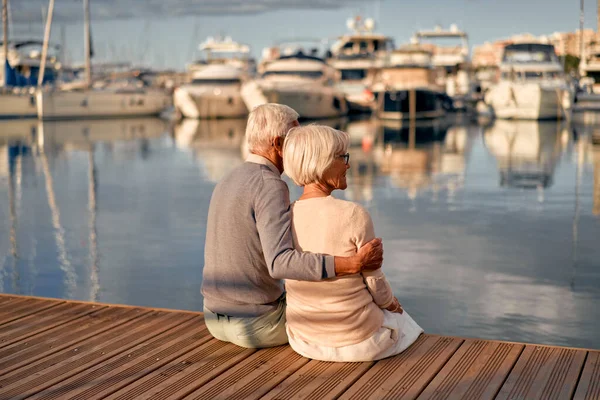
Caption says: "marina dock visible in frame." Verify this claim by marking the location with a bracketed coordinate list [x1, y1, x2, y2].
[0, 294, 598, 399]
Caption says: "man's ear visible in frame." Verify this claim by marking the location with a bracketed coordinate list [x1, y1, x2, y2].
[273, 136, 284, 152]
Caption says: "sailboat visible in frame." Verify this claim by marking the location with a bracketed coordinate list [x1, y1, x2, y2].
[36, 0, 171, 120]
[1, 0, 58, 119]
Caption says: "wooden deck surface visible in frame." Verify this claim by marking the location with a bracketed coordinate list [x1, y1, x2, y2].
[0, 294, 597, 400]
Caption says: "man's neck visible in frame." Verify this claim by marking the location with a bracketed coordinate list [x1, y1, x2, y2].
[251, 150, 283, 174]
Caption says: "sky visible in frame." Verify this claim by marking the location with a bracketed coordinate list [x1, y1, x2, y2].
[8, 0, 600, 70]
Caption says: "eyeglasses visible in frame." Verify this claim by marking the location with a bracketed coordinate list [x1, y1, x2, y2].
[339, 153, 350, 165]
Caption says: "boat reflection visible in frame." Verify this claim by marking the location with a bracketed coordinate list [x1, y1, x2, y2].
[36, 118, 168, 158]
[0, 117, 168, 298]
[343, 117, 474, 201]
[484, 120, 565, 189]
[173, 118, 247, 182]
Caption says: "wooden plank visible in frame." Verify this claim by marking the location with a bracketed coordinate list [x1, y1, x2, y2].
[0, 310, 195, 400]
[0, 302, 101, 345]
[0, 297, 33, 312]
[417, 339, 524, 400]
[182, 345, 310, 400]
[496, 345, 587, 400]
[339, 335, 463, 400]
[0, 294, 17, 305]
[573, 351, 600, 400]
[262, 360, 374, 400]
[0, 298, 62, 325]
[105, 340, 256, 400]
[0, 306, 143, 375]
[26, 316, 209, 400]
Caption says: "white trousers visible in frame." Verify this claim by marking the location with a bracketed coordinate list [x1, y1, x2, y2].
[287, 310, 423, 362]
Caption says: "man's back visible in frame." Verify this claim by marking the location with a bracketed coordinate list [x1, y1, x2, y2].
[202, 161, 285, 317]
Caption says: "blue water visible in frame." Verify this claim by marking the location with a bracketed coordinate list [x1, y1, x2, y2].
[0, 115, 598, 350]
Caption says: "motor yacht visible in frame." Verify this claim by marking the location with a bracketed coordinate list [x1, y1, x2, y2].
[174, 37, 253, 119]
[413, 25, 476, 110]
[326, 16, 394, 112]
[242, 48, 348, 119]
[485, 43, 573, 120]
[370, 44, 450, 120]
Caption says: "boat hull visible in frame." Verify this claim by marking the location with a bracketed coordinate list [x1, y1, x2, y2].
[173, 85, 248, 119]
[485, 82, 571, 120]
[373, 89, 446, 120]
[36, 90, 172, 120]
[0, 93, 37, 119]
[260, 86, 348, 119]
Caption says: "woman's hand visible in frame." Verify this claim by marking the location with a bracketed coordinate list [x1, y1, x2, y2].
[386, 297, 403, 314]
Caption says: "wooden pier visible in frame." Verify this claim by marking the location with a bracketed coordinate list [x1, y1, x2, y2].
[0, 294, 597, 400]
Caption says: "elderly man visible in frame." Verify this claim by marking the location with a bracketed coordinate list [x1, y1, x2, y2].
[201, 103, 383, 348]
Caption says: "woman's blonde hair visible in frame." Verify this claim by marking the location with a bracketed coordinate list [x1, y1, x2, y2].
[283, 124, 349, 186]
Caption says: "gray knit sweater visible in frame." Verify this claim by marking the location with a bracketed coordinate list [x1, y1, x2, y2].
[201, 154, 335, 317]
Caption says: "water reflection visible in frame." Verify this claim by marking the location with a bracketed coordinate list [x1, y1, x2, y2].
[0, 116, 599, 349]
[484, 120, 565, 190]
[0, 118, 169, 300]
[344, 117, 474, 204]
[174, 118, 247, 182]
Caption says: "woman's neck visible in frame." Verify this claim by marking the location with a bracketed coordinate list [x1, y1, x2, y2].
[299, 183, 332, 200]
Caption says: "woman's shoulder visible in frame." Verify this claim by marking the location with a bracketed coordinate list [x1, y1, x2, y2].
[328, 198, 371, 220]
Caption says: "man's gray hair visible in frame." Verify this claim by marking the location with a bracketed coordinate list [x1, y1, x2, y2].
[283, 124, 349, 186]
[245, 103, 300, 153]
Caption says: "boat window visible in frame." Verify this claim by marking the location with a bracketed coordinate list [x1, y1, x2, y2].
[359, 41, 369, 52]
[503, 50, 553, 63]
[545, 71, 561, 79]
[524, 71, 543, 79]
[586, 71, 600, 82]
[340, 69, 367, 81]
[342, 42, 354, 51]
[262, 70, 323, 79]
[191, 78, 241, 85]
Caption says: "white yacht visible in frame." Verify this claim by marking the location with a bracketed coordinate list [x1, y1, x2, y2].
[327, 16, 394, 112]
[414, 25, 475, 109]
[370, 44, 449, 120]
[242, 48, 348, 119]
[485, 43, 573, 120]
[1, 40, 60, 119]
[174, 37, 253, 119]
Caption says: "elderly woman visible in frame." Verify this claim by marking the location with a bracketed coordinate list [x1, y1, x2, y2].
[282, 124, 423, 362]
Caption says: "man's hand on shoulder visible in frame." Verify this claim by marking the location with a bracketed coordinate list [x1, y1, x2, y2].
[357, 237, 383, 272]
[333, 237, 383, 276]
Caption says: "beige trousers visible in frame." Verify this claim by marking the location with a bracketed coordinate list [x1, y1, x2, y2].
[203, 298, 288, 349]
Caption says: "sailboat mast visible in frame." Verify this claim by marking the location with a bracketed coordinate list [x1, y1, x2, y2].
[2, 0, 8, 67]
[84, 0, 91, 87]
[38, 0, 55, 87]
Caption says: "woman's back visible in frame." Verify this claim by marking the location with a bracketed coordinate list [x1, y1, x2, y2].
[286, 196, 384, 347]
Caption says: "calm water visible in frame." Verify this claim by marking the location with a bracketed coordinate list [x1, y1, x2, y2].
[0, 115, 598, 349]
